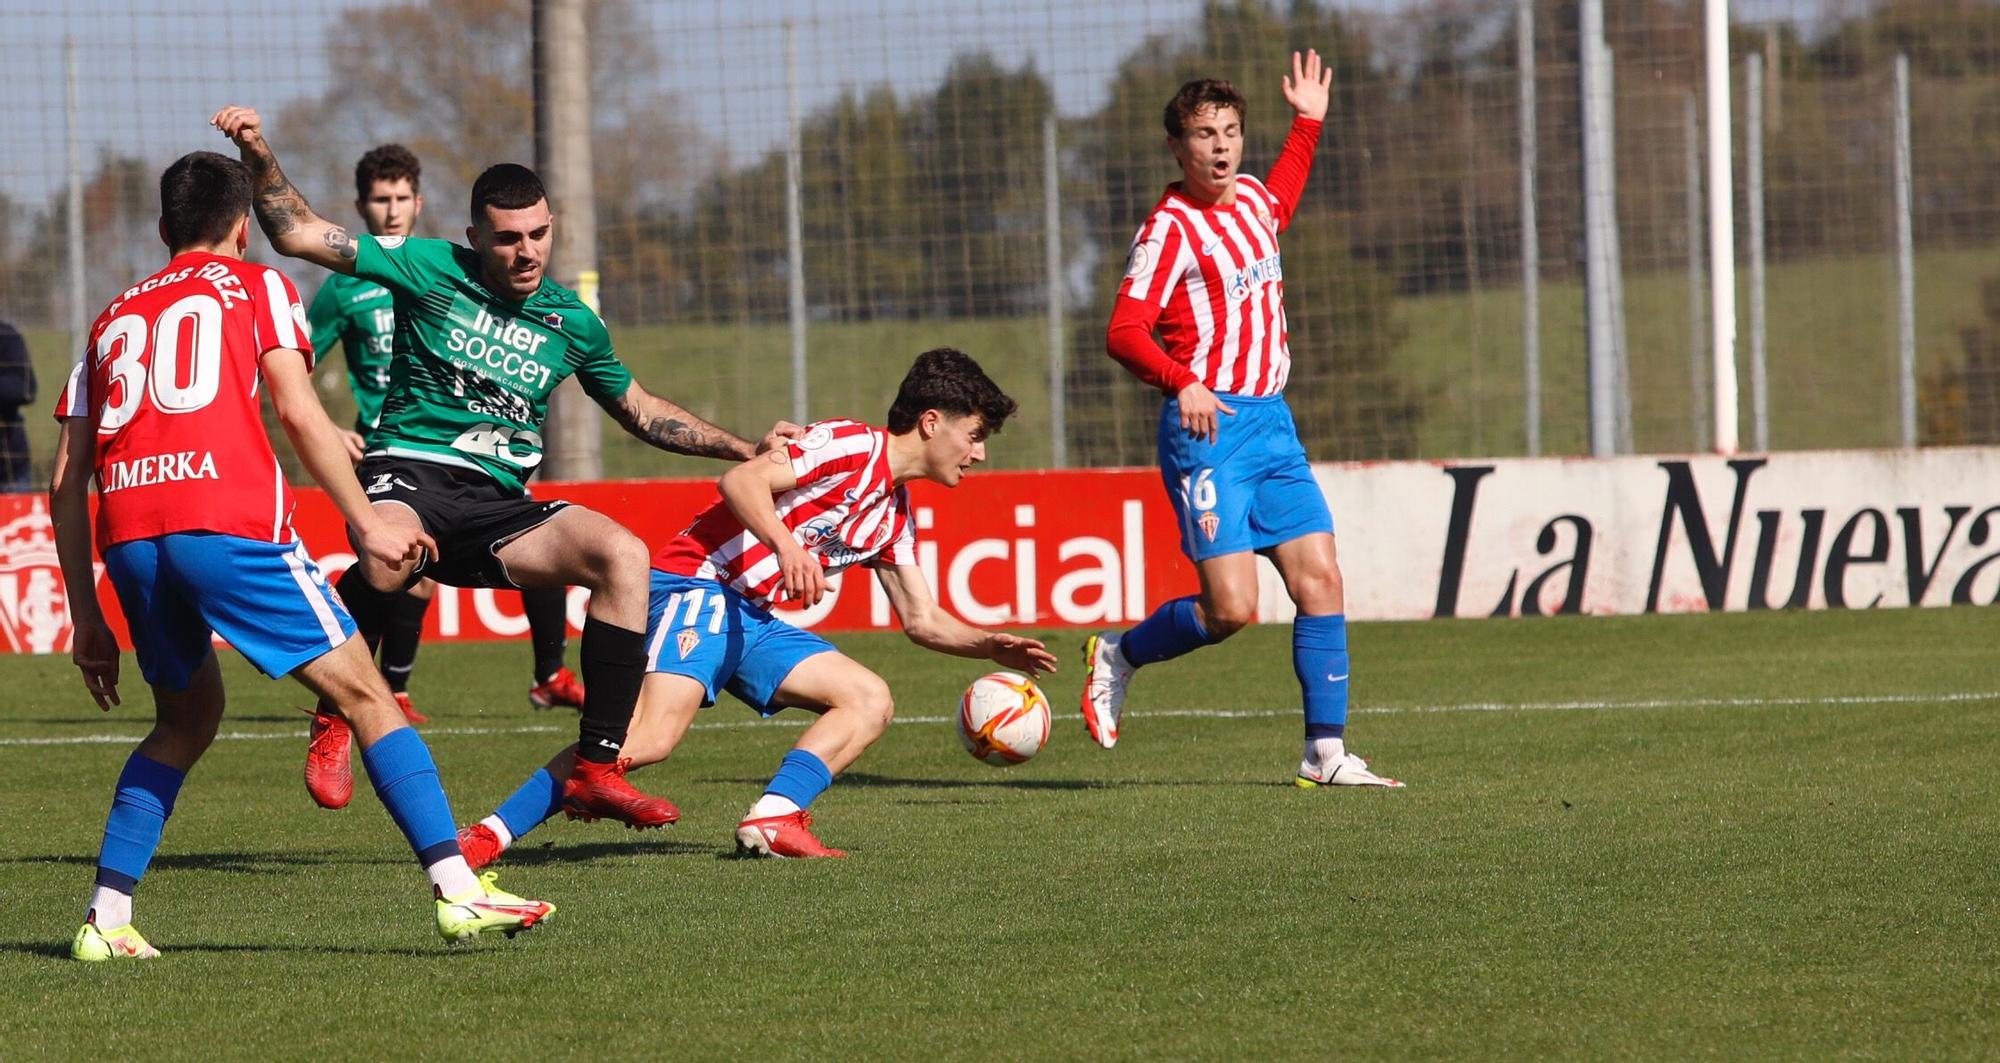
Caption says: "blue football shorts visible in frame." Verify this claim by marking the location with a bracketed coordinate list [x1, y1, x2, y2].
[1156, 391, 1335, 563]
[103, 532, 357, 691]
[643, 570, 838, 715]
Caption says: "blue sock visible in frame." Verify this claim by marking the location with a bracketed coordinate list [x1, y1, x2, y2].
[494, 768, 565, 843]
[1120, 596, 1213, 667]
[359, 728, 461, 869]
[763, 749, 834, 810]
[94, 754, 187, 894]
[1295, 613, 1350, 739]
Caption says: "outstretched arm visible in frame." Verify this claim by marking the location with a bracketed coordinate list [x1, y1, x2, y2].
[874, 564, 1057, 676]
[599, 380, 799, 461]
[210, 106, 360, 273]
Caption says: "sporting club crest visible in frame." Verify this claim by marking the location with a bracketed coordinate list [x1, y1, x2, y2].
[675, 628, 701, 660]
[0, 499, 94, 654]
[1198, 510, 1221, 543]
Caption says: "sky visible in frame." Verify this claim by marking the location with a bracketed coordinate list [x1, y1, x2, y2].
[0, 0, 1831, 210]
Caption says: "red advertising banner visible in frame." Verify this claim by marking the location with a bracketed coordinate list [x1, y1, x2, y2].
[0, 469, 1198, 654]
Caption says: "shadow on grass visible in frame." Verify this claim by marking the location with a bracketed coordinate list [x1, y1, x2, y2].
[712, 771, 1120, 792]
[488, 837, 711, 866]
[0, 939, 496, 959]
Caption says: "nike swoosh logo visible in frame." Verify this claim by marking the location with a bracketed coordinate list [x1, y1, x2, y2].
[1326, 673, 1349, 682]
[1201, 239, 1225, 255]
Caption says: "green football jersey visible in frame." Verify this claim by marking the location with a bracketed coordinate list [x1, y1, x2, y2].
[307, 271, 397, 433]
[352, 234, 634, 494]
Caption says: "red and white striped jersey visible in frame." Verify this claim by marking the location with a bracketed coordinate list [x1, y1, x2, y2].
[653, 419, 918, 609]
[55, 252, 315, 550]
[1117, 173, 1297, 397]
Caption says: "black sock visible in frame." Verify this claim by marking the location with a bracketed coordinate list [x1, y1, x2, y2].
[522, 587, 569, 683]
[577, 617, 645, 764]
[379, 591, 432, 694]
[334, 566, 394, 659]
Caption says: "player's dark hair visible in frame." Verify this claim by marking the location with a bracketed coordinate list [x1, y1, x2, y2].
[1163, 78, 1248, 139]
[159, 151, 251, 251]
[886, 348, 1017, 435]
[470, 163, 547, 221]
[355, 143, 421, 199]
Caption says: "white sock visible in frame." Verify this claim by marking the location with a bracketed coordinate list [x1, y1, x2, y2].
[478, 815, 515, 850]
[1305, 736, 1346, 770]
[426, 855, 481, 899]
[88, 886, 133, 929]
[746, 794, 800, 821]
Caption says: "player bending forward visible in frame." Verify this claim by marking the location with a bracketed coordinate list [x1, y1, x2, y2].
[1081, 51, 1402, 788]
[460, 348, 1056, 864]
[306, 143, 584, 725]
[53, 151, 550, 960]
[213, 106, 794, 832]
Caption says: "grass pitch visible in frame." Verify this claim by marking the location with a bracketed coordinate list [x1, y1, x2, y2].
[1, 606, 1996, 1058]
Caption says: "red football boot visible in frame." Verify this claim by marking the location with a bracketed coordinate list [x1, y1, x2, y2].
[734, 810, 846, 859]
[457, 823, 504, 871]
[528, 666, 587, 711]
[393, 691, 429, 726]
[561, 756, 679, 829]
[303, 705, 353, 810]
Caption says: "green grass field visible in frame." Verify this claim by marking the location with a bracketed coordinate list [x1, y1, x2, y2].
[2, 607, 1996, 1058]
[17, 246, 1996, 483]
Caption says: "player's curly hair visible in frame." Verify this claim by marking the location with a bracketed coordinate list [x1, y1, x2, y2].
[887, 348, 1017, 435]
[355, 143, 421, 200]
[159, 151, 250, 251]
[1163, 78, 1248, 139]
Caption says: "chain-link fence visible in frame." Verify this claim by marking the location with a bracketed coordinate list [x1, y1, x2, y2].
[2, 0, 1995, 485]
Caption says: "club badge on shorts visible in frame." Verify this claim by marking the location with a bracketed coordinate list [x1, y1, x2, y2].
[1198, 511, 1220, 543]
[676, 628, 701, 660]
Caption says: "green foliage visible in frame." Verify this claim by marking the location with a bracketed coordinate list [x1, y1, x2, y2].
[1922, 275, 2000, 445]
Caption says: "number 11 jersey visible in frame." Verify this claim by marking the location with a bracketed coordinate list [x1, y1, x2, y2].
[56, 251, 314, 550]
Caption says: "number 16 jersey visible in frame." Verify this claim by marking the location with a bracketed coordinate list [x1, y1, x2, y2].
[55, 251, 315, 550]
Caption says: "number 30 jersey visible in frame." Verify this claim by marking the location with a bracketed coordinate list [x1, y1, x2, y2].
[55, 251, 315, 550]
[351, 234, 634, 494]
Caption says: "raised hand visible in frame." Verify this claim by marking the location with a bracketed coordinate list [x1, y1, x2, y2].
[209, 106, 266, 151]
[1282, 49, 1333, 122]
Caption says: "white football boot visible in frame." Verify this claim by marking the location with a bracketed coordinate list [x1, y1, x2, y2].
[1078, 633, 1134, 749]
[1296, 750, 1405, 789]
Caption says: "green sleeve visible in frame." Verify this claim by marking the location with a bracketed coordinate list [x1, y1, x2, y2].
[352, 234, 460, 300]
[306, 279, 346, 356]
[570, 320, 635, 403]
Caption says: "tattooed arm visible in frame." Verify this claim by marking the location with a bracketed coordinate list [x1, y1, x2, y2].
[210, 106, 359, 274]
[599, 381, 758, 461]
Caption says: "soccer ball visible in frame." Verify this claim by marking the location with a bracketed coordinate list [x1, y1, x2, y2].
[957, 671, 1051, 766]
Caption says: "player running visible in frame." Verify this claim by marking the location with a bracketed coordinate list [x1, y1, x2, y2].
[459, 348, 1056, 864]
[307, 144, 585, 726]
[212, 105, 796, 831]
[1080, 52, 1403, 788]
[53, 151, 552, 960]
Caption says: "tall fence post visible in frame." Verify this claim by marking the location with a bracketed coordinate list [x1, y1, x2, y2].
[1580, 0, 1619, 457]
[65, 38, 85, 364]
[785, 22, 809, 426]
[1683, 91, 1709, 452]
[1517, 0, 1541, 457]
[533, 0, 602, 480]
[1044, 113, 1066, 468]
[1893, 52, 1916, 448]
[1705, 0, 1740, 454]
[1746, 51, 1769, 452]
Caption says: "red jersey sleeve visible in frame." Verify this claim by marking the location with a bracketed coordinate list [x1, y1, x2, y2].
[1259, 116, 1322, 232]
[250, 265, 314, 367]
[1107, 297, 1198, 394]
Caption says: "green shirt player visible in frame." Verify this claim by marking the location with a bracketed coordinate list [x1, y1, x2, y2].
[214, 104, 797, 831]
[307, 145, 587, 730]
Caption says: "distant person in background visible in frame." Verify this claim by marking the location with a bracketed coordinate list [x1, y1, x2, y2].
[0, 321, 37, 491]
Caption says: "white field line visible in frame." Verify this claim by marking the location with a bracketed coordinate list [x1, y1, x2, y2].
[3, 690, 1996, 749]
